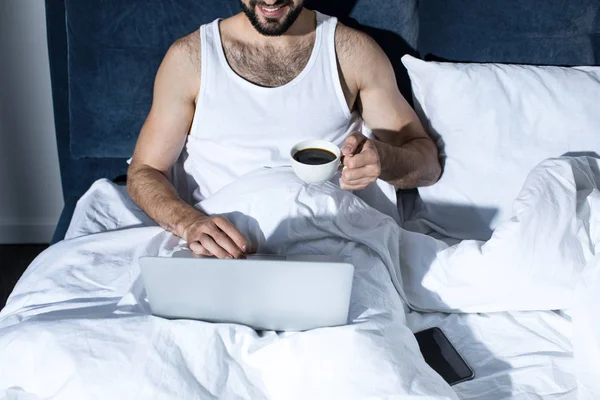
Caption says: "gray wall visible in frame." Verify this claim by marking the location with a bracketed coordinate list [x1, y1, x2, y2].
[0, 0, 64, 243]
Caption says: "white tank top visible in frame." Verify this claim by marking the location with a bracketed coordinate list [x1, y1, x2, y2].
[182, 12, 361, 201]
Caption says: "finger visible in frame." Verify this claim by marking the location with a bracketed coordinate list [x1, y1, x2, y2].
[209, 228, 247, 259]
[213, 217, 253, 253]
[188, 241, 213, 257]
[340, 175, 375, 187]
[339, 177, 374, 191]
[199, 233, 232, 259]
[341, 132, 367, 156]
[343, 150, 378, 169]
[341, 164, 381, 182]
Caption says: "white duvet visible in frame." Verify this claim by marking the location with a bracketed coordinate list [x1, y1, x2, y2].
[1, 157, 600, 400]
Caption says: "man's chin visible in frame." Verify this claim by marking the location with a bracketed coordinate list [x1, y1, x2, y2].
[253, 21, 289, 36]
[257, 12, 290, 26]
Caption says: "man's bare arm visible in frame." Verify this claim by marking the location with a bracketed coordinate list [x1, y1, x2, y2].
[337, 26, 441, 189]
[127, 35, 250, 259]
[128, 37, 200, 236]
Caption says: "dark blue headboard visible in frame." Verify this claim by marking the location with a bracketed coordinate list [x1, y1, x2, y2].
[46, 0, 600, 242]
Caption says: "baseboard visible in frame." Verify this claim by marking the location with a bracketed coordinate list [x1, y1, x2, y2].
[0, 223, 56, 244]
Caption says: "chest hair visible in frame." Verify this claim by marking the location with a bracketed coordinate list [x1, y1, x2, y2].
[222, 36, 315, 87]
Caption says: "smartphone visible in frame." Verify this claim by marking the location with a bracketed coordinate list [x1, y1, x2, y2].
[414, 327, 474, 386]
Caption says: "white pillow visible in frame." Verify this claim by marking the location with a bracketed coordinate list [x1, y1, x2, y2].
[401, 55, 600, 240]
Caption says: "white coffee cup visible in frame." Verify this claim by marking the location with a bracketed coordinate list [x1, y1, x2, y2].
[290, 139, 341, 184]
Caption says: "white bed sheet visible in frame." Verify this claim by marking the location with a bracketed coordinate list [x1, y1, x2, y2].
[2, 157, 600, 399]
[0, 169, 457, 400]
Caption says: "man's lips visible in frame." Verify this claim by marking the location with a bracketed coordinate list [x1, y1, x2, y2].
[257, 4, 288, 18]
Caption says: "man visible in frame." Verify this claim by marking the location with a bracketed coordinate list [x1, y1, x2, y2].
[127, 0, 441, 260]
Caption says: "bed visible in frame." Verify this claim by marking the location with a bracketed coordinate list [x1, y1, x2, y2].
[1, 0, 600, 399]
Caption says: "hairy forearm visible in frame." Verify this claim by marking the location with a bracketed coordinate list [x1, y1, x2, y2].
[374, 136, 442, 189]
[127, 164, 205, 237]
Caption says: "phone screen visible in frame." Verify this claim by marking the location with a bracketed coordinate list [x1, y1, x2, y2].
[414, 327, 474, 386]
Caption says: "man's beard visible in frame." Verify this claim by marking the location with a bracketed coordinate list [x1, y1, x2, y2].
[240, 1, 303, 37]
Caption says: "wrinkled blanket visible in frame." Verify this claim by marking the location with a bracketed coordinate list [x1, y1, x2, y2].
[1, 157, 599, 399]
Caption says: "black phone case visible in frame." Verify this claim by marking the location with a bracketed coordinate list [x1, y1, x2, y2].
[414, 327, 475, 386]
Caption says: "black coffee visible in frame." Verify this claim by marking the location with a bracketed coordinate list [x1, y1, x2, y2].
[293, 148, 337, 165]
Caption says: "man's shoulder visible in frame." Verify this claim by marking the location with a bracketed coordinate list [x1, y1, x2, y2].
[156, 30, 201, 98]
[168, 30, 201, 68]
[334, 22, 393, 90]
[334, 22, 382, 62]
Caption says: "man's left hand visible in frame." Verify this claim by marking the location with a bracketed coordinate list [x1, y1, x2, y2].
[340, 132, 382, 191]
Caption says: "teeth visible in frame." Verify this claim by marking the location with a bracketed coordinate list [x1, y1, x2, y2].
[263, 6, 280, 12]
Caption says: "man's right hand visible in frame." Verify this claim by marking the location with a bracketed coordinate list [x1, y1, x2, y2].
[182, 215, 252, 259]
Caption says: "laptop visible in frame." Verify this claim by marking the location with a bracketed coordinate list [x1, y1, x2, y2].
[139, 251, 354, 331]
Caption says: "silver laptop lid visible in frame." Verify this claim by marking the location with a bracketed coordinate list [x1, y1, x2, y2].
[139, 255, 354, 332]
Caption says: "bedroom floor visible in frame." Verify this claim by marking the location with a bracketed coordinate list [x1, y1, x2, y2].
[0, 244, 48, 306]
